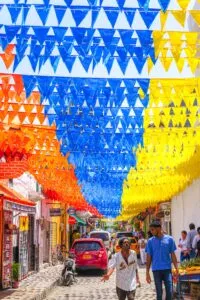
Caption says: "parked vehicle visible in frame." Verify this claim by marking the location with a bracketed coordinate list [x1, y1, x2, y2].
[61, 253, 77, 286]
[70, 238, 108, 273]
[114, 232, 140, 256]
[89, 230, 112, 257]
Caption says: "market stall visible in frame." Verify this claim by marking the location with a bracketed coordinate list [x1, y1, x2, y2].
[173, 258, 200, 299]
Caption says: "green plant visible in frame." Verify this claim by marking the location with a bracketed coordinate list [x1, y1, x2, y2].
[12, 263, 20, 281]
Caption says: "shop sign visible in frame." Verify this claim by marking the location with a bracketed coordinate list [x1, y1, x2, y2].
[164, 210, 171, 222]
[50, 208, 61, 216]
[67, 207, 76, 215]
[2, 210, 13, 289]
[4, 200, 36, 214]
[19, 216, 29, 231]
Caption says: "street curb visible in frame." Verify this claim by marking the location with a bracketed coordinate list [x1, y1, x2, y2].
[1, 265, 62, 300]
[29, 278, 60, 300]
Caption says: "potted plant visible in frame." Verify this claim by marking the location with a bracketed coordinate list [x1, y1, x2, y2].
[12, 262, 20, 288]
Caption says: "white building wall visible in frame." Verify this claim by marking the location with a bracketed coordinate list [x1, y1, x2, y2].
[171, 179, 200, 246]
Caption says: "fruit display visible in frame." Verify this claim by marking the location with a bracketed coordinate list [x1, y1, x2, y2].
[175, 257, 200, 275]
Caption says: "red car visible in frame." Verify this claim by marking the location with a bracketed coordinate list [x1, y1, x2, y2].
[70, 238, 108, 272]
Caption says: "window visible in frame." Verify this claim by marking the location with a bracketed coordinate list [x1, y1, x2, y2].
[90, 232, 109, 241]
[74, 242, 101, 252]
[116, 232, 133, 239]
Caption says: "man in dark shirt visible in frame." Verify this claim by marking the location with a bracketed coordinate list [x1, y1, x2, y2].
[187, 223, 197, 259]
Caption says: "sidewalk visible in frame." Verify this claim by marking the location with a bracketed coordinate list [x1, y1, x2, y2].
[0, 264, 63, 300]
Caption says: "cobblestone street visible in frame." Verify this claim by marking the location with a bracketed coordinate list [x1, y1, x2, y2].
[46, 267, 156, 300]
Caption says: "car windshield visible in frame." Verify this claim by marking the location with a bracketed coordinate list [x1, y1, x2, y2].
[90, 232, 109, 241]
[116, 232, 133, 238]
[130, 238, 137, 244]
[74, 242, 101, 252]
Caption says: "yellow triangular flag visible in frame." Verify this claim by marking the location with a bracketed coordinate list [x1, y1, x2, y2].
[177, 0, 190, 10]
[190, 11, 200, 26]
[171, 10, 186, 27]
[160, 11, 168, 30]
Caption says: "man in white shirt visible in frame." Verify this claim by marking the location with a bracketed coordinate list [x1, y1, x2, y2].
[102, 237, 140, 300]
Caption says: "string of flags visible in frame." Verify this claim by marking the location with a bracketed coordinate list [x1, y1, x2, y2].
[0, 0, 200, 218]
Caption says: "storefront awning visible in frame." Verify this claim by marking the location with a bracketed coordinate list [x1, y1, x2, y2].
[0, 183, 36, 207]
[69, 214, 86, 225]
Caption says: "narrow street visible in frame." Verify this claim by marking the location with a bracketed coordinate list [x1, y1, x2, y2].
[45, 267, 156, 300]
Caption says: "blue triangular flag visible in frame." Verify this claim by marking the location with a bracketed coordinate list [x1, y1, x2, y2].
[87, 0, 98, 5]
[54, 7, 66, 24]
[117, 47, 127, 61]
[137, 0, 150, 10]
[50, 56, 60, 72]
[5, 26, 20, 44]
[117, 57, 131, 74]
[137, 79, 150, 94]
[124, 9, 136, 27]
[36, 7, 49, 25]
[99, 29, 115, 46]
[118, 0, 126, 10]
[53, 27, 67, 43]
[63, 0, 73, 6]
[159, 0, 170, 11]
[71, 8, 89, 26]
[28, 55, 39, 71]
[104, 8, 119, 28]
[71, 28, 87, 44]
[140, 10, 159, 28]
[79, 57, 93, 72]
[64, 57, 76, 72]
[136, 30, 153, 47]
[33, 27, 49, 44]
[8, 6, 21, 24]
[92, 9, 100, 27]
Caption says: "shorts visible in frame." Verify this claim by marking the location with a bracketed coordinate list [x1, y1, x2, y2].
[116, 287, 136, 300]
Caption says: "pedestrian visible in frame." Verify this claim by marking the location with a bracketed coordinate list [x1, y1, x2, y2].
[146, 220, 179, 300]
[101, 237, 141, 300]
[178, 230, 190, 262]
[138, 233, 147, 265]
[187, 223, 197, 259]
[192, 227, 200, 257]
[72, 229, 81, 242]
[147, 230, 153, 239]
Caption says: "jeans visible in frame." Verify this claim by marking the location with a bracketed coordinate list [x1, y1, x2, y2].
[153, 269, 173, 300]
[190, 249, 196, 259]
[116, 287, 136, 300]
[180, 251, 190, 262]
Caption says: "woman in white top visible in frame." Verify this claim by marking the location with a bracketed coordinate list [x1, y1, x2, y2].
[178, 230, 189, 262]
[138, 233, 147, 265]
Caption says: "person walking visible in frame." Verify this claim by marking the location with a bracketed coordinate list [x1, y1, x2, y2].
[138, 233, 147, 265]
[146, 220, 179, 300]
[192, 227, 200, 257]
[102, 237, 141, 300]
[187, 223, 197, 259]
[178, 230, 190, 262]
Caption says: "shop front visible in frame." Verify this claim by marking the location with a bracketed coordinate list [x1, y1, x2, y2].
[0, 183, 36, 289]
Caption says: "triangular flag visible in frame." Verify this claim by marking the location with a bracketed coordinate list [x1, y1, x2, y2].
[140, 10, 159, 28]
[71, 8, 89, 26]
[190, 11, 200, 26]
[171, 10, 186, 27]
[104, 8, 119, 28]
